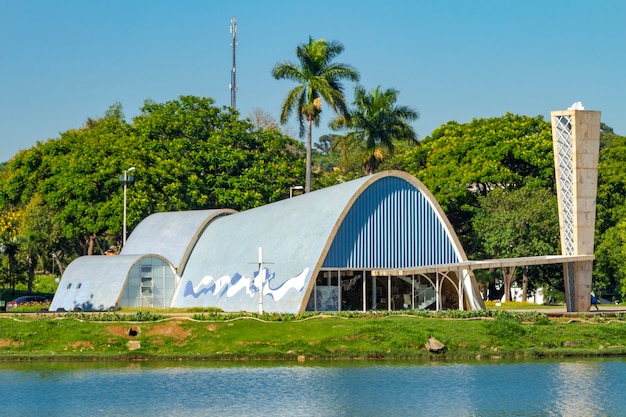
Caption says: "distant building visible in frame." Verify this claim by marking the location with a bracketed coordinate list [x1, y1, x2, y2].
[505, 286, 545, 305]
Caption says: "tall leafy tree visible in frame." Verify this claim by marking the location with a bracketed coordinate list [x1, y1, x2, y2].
[472, 187, 560, 301]
[0, 209, 21, 293]
[18, 194, 59, 292]
[272, 37, 359, 192]
[0, 144, 74, 275]
[38, 104, 133, 256]
[0, 96, 305, 271]
[247, 107, 280, 131]
[400, 113, 554, 252]
[131, 96, 304, 214]
[594, 127, 626, 298]
[330, 85, 419, 174]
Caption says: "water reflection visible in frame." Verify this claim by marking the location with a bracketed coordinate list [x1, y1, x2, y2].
[1, 359, 626, 416]
[549, 361, 603, 417]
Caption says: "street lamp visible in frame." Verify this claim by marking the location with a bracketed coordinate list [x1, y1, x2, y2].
[120, 167, 136, 248]
[290, 185, 303, 198]
[0, 244, 5, 305]
[0, 243, 5, 277]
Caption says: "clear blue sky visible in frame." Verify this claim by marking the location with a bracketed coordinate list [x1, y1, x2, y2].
[2, 0, 625, 162]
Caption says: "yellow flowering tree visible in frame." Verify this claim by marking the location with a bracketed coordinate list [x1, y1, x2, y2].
[0, 209, 22, 293]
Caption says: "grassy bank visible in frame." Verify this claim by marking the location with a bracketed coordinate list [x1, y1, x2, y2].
[1, 310, 626, 362]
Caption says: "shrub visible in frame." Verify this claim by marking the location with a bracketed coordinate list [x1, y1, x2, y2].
[484, 314, 526, 346]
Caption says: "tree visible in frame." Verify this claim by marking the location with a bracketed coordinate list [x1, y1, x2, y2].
[594, 127, 626, 298]
[131, 96, 305, 213]
[330, 85, 419, 174]
[0, 96, 305, 270]
[472, 187, 559, 301]
[0, 143, 77, 273]
[312, 133, 363, 175]
[37, 104, 133, 255]
[600, 122, 618, 150]
[247, 107, 280, 131]
[0, 209, 22, 294]
[314, 134, 338, 155]
[400, 113, 554, 253]
[272, 37, 359, 192]
[18, 194, 60, 292]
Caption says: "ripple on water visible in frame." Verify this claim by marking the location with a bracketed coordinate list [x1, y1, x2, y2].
[1, 359, 626, 417]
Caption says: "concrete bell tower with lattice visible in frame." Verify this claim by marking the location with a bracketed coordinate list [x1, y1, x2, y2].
[551, 104, 601, 312]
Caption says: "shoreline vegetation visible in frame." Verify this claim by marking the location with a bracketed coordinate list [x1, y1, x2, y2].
[2, 306, 626, 362]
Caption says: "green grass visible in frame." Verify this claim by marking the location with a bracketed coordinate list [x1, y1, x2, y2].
[1, 310, 626, 362]
[484, 301, 564, 310]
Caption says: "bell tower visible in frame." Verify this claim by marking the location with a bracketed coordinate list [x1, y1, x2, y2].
[551, 103, 601, 312]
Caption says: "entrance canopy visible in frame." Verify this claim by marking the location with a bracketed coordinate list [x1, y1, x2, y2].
[372, 254, 595, 276]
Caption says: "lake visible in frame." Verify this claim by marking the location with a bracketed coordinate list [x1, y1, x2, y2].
[1, 358, 624, 416]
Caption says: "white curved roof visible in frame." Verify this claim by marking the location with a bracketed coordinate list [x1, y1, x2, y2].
[50, 254, 148, 311]
[120, 209, 235, 271]
[173, 171, 480, 312]
[52, 171, 484, 313]
[176, 174, 382, 311]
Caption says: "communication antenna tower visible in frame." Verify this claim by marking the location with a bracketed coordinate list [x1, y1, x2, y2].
[229, 18, 238, 110]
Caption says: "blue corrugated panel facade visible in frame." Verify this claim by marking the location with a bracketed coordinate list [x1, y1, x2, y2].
[323, 176, 460, 269]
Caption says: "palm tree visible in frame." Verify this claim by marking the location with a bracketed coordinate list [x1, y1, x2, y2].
[272, 37, 359, 192]
[331, 85, 419, 175]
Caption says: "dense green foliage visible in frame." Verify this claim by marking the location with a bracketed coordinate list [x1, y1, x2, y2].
[472, 187, 560, 300]
[2, 84, 626, 302]
[404, 114, 554, 231]
[0, 96, 304, 289]
[391, 114, 561, 297]
[330, 85, 419, 174]
[594, 127, 626, 297]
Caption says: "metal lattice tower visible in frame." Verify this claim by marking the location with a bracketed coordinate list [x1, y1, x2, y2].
[554, 115, 575, 257]
[229, 18, 238, 110]
[553, 115, 577, 310]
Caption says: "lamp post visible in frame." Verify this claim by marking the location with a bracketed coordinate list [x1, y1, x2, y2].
[290, 185, 303, 198]
[0, 243, 5, 279]
[0, 243, 5, 305]
[120, 167, 136, 248]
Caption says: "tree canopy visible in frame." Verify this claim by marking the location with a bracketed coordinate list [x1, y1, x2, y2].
[594, 130, 626, 297]
[3, 89, 626, 303]
[0, 96, 304, 288]
[472, 187, 560, 300]
[330, 85, 419, 175]
[398, 114, 554, 253]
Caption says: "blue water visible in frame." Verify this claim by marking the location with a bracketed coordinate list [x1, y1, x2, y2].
[1, 358, 624, 417]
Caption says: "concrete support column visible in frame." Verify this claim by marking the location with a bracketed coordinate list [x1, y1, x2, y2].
[435, 273, 441, 311]
[458, 274, 464, 311]
[551, 105, 600, 312]
[564, 260, 594, 312]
